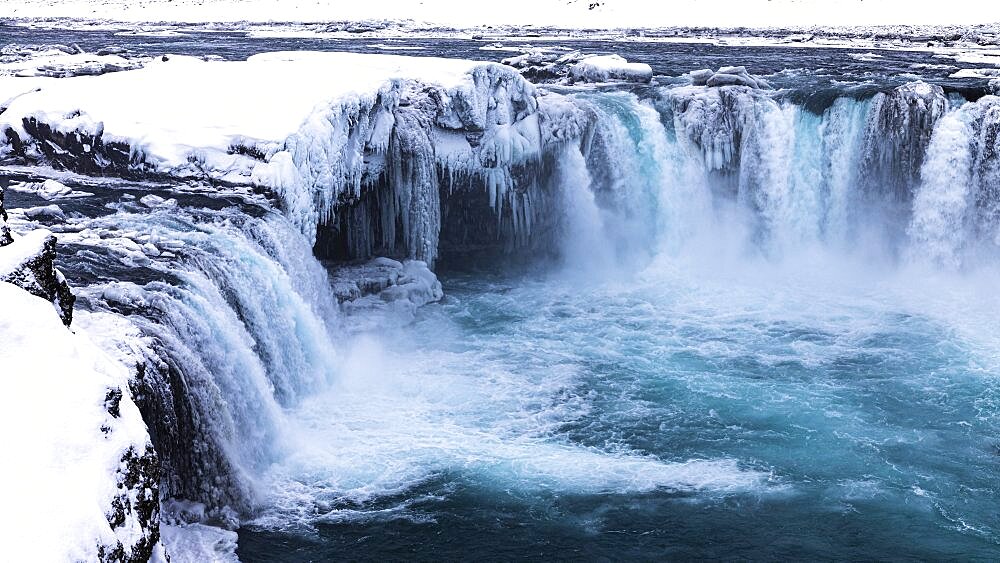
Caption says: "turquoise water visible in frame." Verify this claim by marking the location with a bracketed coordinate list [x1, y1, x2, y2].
[239, 253, 1000, 560]
[11, 27, 997, 559]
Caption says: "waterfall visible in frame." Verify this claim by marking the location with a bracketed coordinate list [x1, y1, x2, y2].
[908, 105, 975, 267]
[71, 206, 339, 515]
[26, 79, 1000, 532]
[553, 142, 614, 274]
[908, 94, 1000, 267]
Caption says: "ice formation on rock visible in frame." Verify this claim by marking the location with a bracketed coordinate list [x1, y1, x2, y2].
[688, 66, 772, 89]
[0, 52, 598, 267]
[860, 81, 949, 201]
[0, 183, 75, 325]
[502, 49, 652, 85]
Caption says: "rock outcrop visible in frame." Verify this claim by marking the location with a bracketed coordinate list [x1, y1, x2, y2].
[0, 180, 12, 246]
[0, 181, 75, 325]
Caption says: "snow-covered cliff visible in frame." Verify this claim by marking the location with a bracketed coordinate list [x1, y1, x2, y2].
[0, 187, 162, 562]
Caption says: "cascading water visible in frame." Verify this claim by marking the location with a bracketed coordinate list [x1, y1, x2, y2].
[9, 49, 1000, 559]
[56, 201, 340, 517]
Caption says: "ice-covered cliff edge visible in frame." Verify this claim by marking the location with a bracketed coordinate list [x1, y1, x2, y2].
[0, 51, 585, 266]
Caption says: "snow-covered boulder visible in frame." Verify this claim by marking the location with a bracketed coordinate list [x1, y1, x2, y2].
[502, 49, 652, 84]
[500, 48, 581, 82]
[0, 281, 161, 562]
[332, 257, 444, 329]
[989, 78, 1000, 95]
[568, 54, 653, 84]
[688, 65, 771, 89]
[0, 185, 75, 325]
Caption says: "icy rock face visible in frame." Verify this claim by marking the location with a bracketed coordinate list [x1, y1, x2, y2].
[0, 186, 75, 325]
[0, 53, 594, 268]
[860, 80, 948, 201]
[3, 115, 150, 177]
[666, 85, 764, 176]
[103, 443, 161, 562]
[261, 62, 562, 266]
[502, 49, 652, 85]
[988, 78, 1000, 95]
[689, 66, 771, 89]
[968, 96, 1000, 245]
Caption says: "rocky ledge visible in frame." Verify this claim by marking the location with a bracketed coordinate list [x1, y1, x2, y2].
[0, 180, 75, 325]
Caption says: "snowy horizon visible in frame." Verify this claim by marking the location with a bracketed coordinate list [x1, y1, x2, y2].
[4, 0, 1000, 27]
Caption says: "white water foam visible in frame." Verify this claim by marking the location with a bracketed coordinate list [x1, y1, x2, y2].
[248, 330, 773, 530]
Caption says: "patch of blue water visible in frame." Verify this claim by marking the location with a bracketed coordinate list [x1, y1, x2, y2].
[239, 265, 1000, 560]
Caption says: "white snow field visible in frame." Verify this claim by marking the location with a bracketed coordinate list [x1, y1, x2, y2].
[0, 279, 161, 562]
[3, 0, 999, 27]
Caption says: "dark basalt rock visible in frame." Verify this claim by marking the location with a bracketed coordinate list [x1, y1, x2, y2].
[4, 117, 152, 177]
[0, 181, 12, 246]
[103, 444, 160, 563]
[0, 228, 76, 326]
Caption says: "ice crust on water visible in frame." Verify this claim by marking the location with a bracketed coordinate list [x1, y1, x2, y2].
[8, 178, 94, 199]
[0, 50, 144, 78]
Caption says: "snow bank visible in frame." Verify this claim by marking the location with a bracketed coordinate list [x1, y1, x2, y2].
[0, 281, 159, 562]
